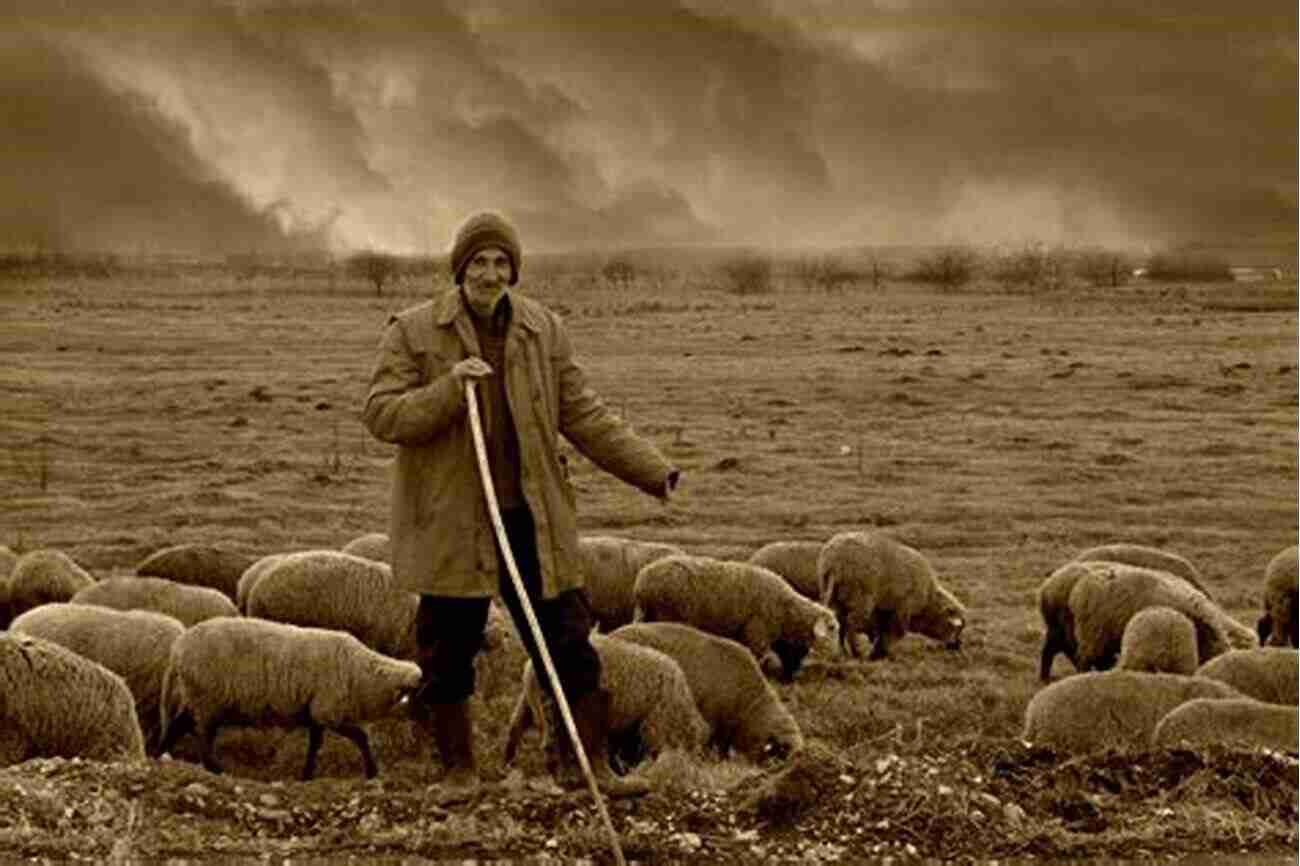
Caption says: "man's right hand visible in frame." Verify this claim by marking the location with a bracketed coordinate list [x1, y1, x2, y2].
[451, 357, 494, 384]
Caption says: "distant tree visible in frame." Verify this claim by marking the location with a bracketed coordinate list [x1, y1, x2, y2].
[347, 251, 400, 296]
[719, 253, 774, 295]
[1075, 248, 1133, 288]
[908, 246, 978, 290]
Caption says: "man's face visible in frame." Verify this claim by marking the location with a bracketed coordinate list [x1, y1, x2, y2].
[462, 246, 512, 317]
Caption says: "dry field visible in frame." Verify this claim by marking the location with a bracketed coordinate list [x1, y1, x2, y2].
[0, 265, 1296, 862]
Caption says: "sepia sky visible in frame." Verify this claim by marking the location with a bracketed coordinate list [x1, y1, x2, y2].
[3, 0, 1296, 256]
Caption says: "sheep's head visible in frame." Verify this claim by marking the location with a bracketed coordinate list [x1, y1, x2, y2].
[810, 607, 840, 657]
[914, 585, 966, 650]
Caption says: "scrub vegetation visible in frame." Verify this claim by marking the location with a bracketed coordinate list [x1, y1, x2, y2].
[0, 250, 1295, 862]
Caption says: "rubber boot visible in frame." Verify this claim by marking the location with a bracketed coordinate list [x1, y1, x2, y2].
[560, 688, 650, 799]
[431, 701, 480, 805]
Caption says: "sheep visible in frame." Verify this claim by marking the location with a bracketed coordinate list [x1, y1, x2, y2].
[71, 576, 237, 627]
[1036, 561, 1099, 680]
[157, 617, 421, 780]
[8, 603, 185, 751]
[244, 550, 419, 662]
[1258, 545, 1298, 648]
[578, 535, 685, 631]
[0, 544, 16, 628]
[0, 632, 146, 765]
[817, 531, 965, 661]
[1153, 697, 1298, 753]
[748, 540, 825, 602]
[633, 553, 838, 681]
[1195, 647, 1299, 705]
[135, 543, 257, 603]
[1022, 670, 1242, 753]
[340, 532, 391, 565]
[1116, 606, 1200, 674]
[1073, 543, 1213, 600]
[234, 552, 293, 615]
[1068, 563, 1244, 673]
[608, 621, 804, 762]
[4, 549, 96, 623]
[503, 631, 709, 771]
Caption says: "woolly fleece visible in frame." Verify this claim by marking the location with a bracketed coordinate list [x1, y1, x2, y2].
[633, 553, 838, 680]
[0, 633, 145, 765]
[609, 621, 804, 762]
[817, 531, 965, 660]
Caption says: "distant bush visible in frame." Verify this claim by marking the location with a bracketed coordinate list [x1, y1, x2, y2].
[907, 246, 978, 290]
[0, 252, 121, 278]
[793, 255, 860, 293]
[990, 244, 1071, 290]
[719, 253, 774, 295]
[1074, 248, 1133, 288]
[600, 258, 640, 287]
[1143, 251, 1232, 282]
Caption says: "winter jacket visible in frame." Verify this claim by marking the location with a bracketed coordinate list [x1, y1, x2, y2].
[363, 287, 674, 598]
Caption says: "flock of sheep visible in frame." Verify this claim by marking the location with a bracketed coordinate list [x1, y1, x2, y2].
[0, 531, 1296, 785]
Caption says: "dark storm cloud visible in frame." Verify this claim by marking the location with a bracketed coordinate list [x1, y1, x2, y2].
[0, 35, 319, 255]
[2, 0, 1294, 254]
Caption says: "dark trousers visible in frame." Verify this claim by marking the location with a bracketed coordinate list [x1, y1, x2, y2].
[413, 506, 600, 706]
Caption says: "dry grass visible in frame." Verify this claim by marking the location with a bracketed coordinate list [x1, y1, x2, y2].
[0, 265, 1295, 860]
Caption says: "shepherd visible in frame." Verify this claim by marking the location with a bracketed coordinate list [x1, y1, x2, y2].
[362, 211, 681, 803]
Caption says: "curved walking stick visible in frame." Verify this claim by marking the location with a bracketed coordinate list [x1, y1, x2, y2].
[464, 382, 626, 866]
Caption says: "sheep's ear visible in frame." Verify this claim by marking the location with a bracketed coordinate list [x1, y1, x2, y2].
[814, 616, 834, 640]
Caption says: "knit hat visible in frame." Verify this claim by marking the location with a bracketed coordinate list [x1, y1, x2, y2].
[449, 211, 521, 286]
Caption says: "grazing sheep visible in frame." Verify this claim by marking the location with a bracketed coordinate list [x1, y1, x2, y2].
[245, 550, 419, 662]
[1023, 670, 1241, 753]
[633, 554, 838, 681]
[1153, 697, 1298, 753]
[1258, 545, 1298, 648]
[579, 535, 685, 631]
[1195, 647, 1299, 705]
[1073, 543, 1213, 600]
[817, 531, 965, 661]
[1068, 563, 1241, 673]
[503, 632, 709, 770]
[340, 532, 391, 565]
[5, 549, 96, 623]
[9, 603, 185, 751]
[609, 622, 804, 762]
[748, 540, 825, 602]
[234, 553, 293, 615]
[157, 617, 421, 780]
[0, 633, 146, 765]
[1117, 606, 1200, 674]
[1036, 561, 1102, 681]
[71, 576, 237, 627]
[135, 543, 256, 603]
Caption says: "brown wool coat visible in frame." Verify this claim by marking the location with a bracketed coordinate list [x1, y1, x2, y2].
[363, 288, 674, 599]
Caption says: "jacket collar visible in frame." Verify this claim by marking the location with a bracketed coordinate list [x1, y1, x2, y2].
[433, 287, 541, 332]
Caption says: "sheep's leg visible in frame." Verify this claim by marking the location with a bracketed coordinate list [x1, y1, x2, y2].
[867, 611, 895, 660]
[158, 708, 194, 757]
[1039, 629, 1062, 681]
[302, 722, 325, 781]
[334, 723, 378, 779]
[199, 718, 225, 775]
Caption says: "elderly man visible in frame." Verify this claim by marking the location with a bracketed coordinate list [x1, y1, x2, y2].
[363, 212, 680, 802]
